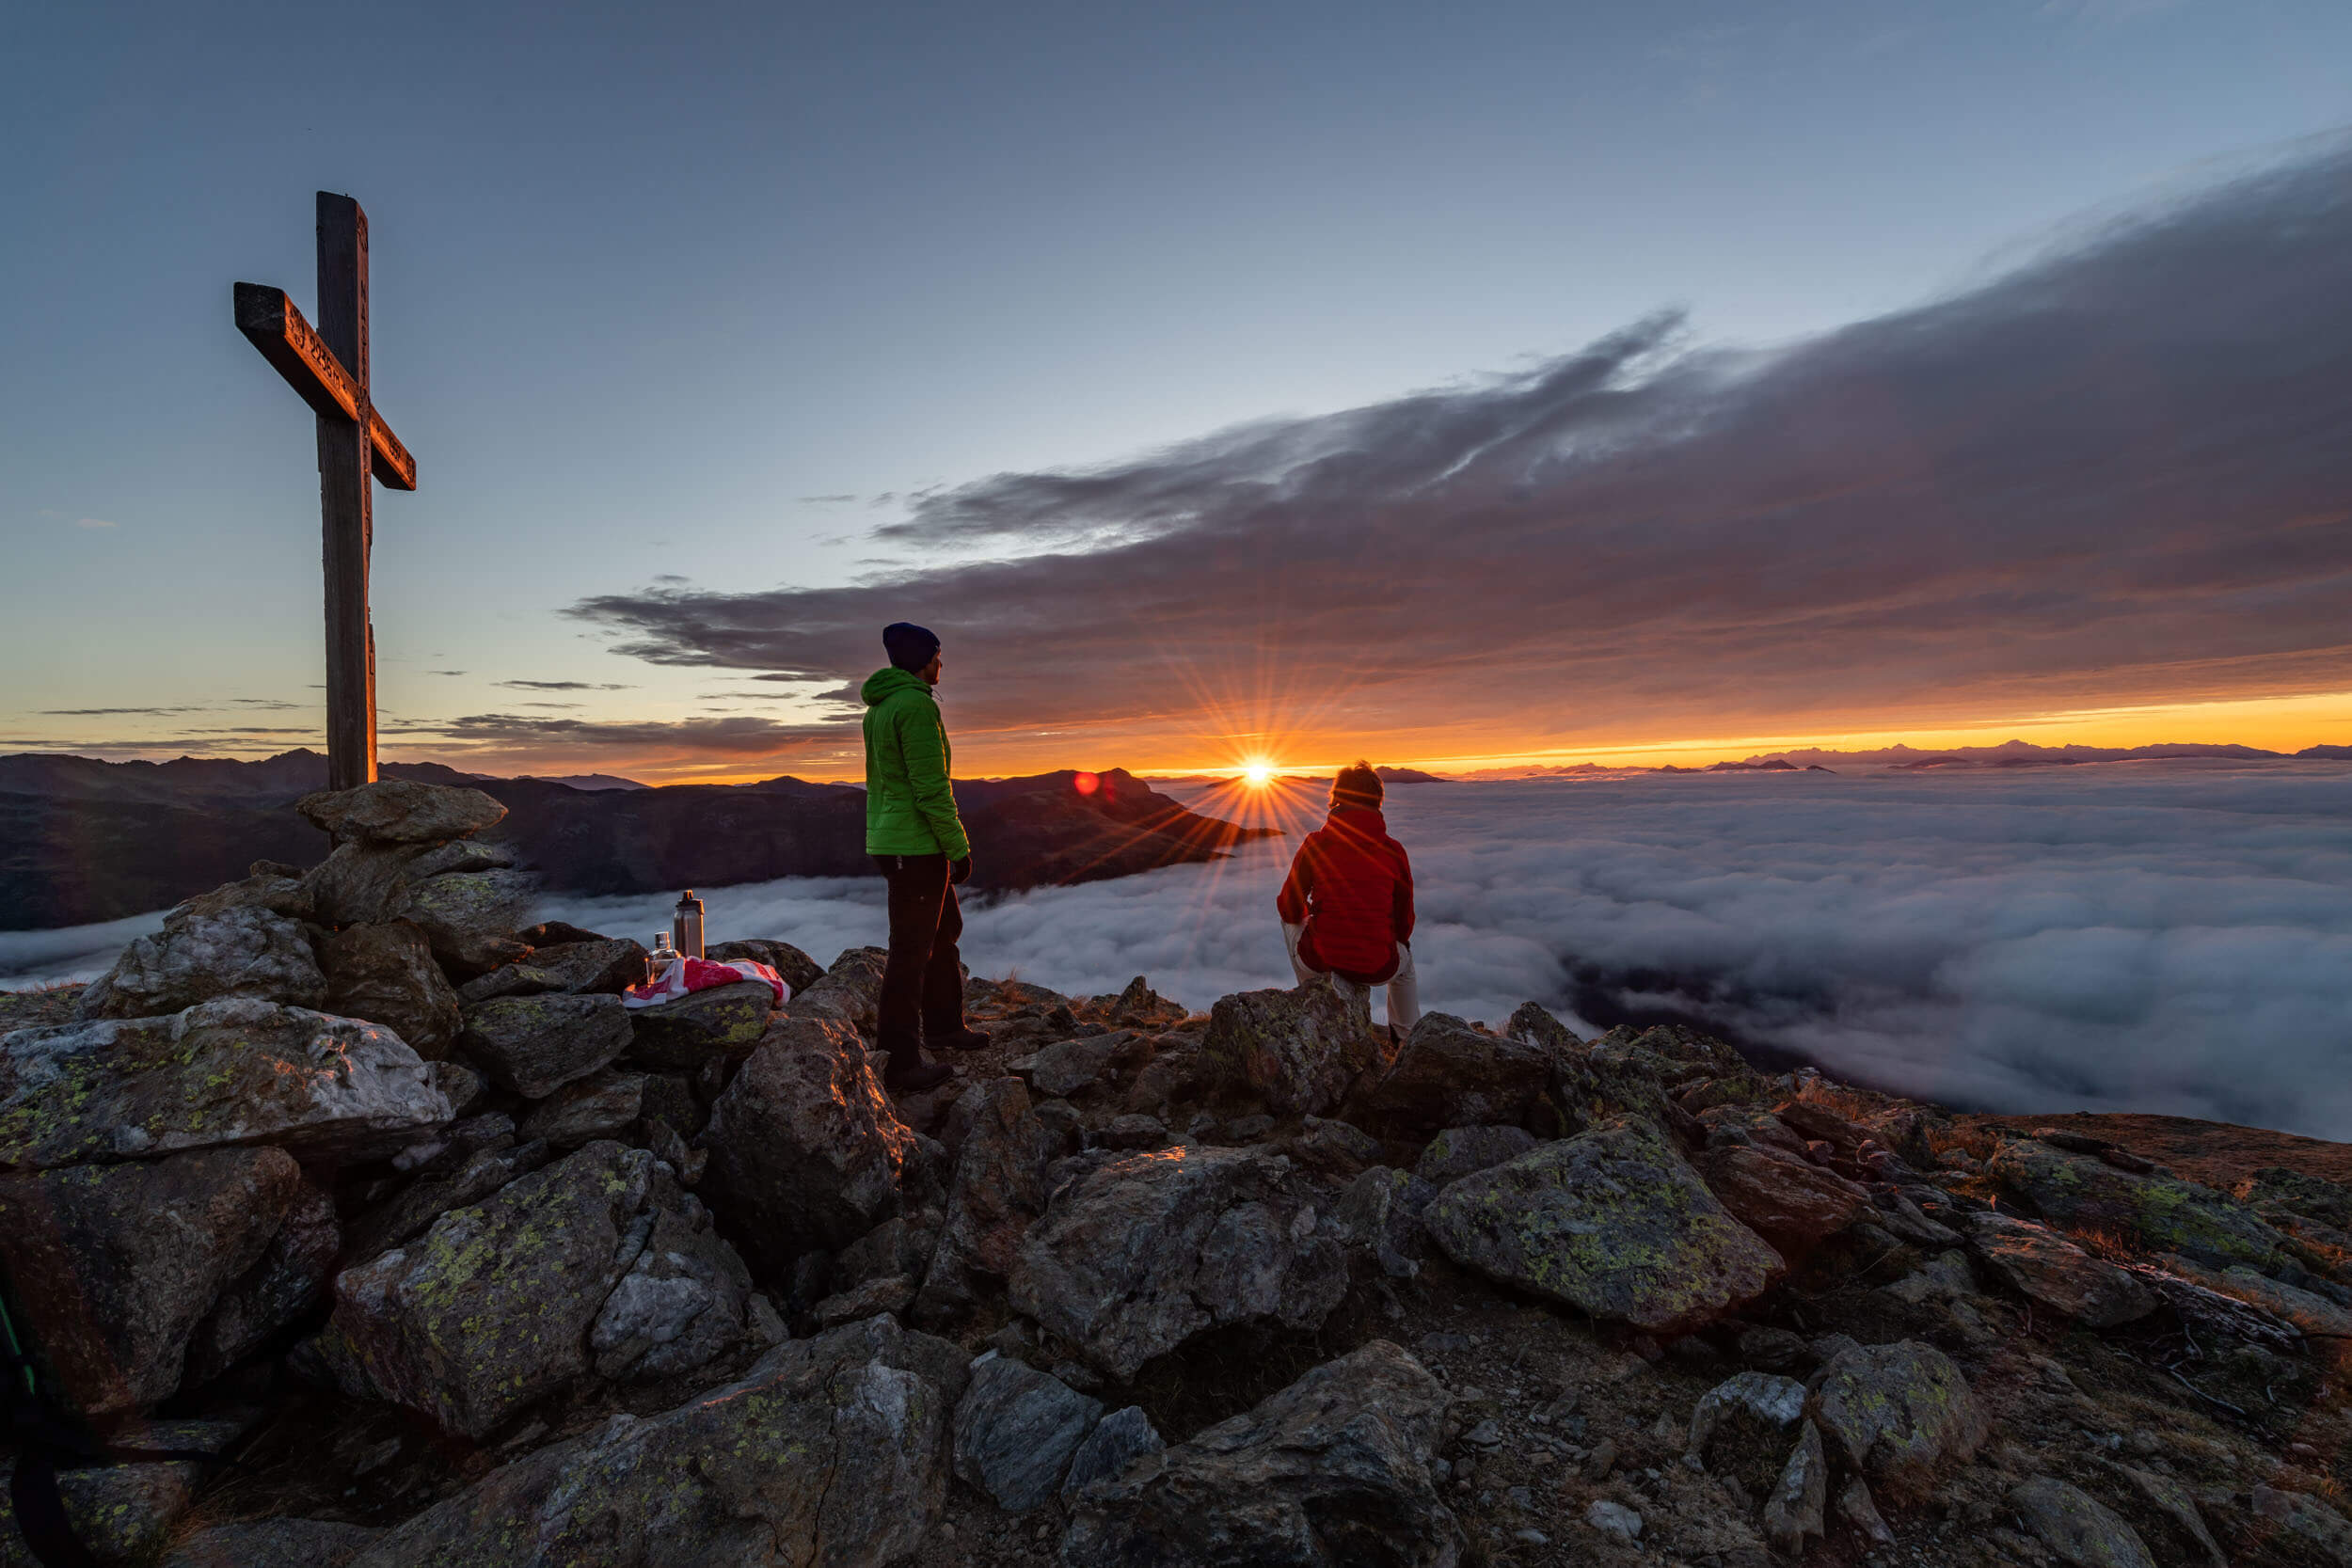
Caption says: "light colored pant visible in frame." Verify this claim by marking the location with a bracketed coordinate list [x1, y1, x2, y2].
[1284, 922, 1422, 1034]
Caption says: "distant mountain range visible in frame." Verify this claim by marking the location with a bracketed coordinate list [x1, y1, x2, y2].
[0, 751, 1269, 930]
[1742, 739, 2349, 768]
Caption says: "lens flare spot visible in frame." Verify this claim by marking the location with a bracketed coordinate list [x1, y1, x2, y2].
[1073, 770, 1100, 796]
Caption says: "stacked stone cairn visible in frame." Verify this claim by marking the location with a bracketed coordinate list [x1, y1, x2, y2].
[1, 778, 2350, 1565]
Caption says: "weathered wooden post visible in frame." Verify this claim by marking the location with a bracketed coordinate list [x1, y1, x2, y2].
[234, 192, 417, 791]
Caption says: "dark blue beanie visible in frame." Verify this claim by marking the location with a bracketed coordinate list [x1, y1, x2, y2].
[882, 622, 942, 673]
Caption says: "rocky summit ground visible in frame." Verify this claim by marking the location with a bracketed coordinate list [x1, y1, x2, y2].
[3, 777, 2351, 1568]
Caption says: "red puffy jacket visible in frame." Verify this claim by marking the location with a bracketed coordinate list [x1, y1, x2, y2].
[1277, 806, 1416, 984]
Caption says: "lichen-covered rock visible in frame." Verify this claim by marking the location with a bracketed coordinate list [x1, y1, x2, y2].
[1345, 1012, 1559, 1140]
[302, 841, 437, 927]
[76, 900, 326, 1020]
[1009, 1145, 1348, 1380]
[1510, 1003, 1678, 1133]
[954, 1354, 1104, 1512]
[297, 779, 507, 844]
[308, 1141, 757, 1437]
[2010, 1478, 2156, 1568]
[915, 1076, 1048, 1323]
[1339, 1165, 1438, 1279]
[1421, 1117, 1783, 1335]
[161, 1518, 384, 1568]
[343, 1132, 553, 1262]
[458, 938, 651, 1003]
[707, 937, 823, 996]
[1968, 1212, 2157, 1327]
[346, 1318, 964, 1568]
[0, 1423, 247, 1568]
[1985, 1135, 2287, 1274]
[1807, 1339, 1985, 1501]
[625, 979, 774, 1068]
[1062, 1404, 1166, 1500]
[317, 920, 462, 1057]
[1201, 984, 1389, 1118]
[699, 1013, 914, 1269]
[401, 869, 536, 975]
[0, 996, 453, 1170]
[0, 1148, 307, 1414]
[1687, 1370, 1807, 1460]
[1694, 1142, 1872, 1256]
[1059, 1339, 1462, 1566]
[1414, 1124, 1537, 1185]
[516, 1069, 645, 1148]
[455, 992, 632, 1099]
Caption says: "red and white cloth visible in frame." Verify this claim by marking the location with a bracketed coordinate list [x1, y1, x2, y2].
[623, 956, 789, 1009]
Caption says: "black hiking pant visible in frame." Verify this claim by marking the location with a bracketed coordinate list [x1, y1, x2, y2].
[875, 852, 966, 1064]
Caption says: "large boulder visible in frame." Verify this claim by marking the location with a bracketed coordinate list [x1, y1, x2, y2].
[402, 869, 537, 974]
[1422, 1117, 1783, 1335]
[788, 946, 888, 1036]
[346, 1318, 965, 1568]
[914, 1076, 1049, 1323]
[1009, 1145, 1348, 1380]
[308, 1141, 760, 1437]
[1201, 984, 1389, 1118]
[1344, 1012, 1558, 1139]
[457, 938, 651, 1003]
[1693, 1143, 1872, 1256]
[182, 1177, 340, 1386]
[297, 778, 506, 844]
[2009, 1478, 2156, 1568]
[0, 1148, 310, 1414]
[317, 920, 463, 1057]
[1414, 1125, 1537, 1186]
[0, 1422, 253, 1568]
[1510, 1003, 1675, 1132]
[954, 1354, 1104, 1512]
[1985, 1136, 2287, 1274]
[0, 996, 453, 1170]
[455, 992, 633, 1098]
[76, 900, 326, 1021]
[1059, 1339, 1463, 1567]
[1807, 1339, 1985, 1501]
[699, 1014, 914, 1269]
[625, 980, 775, 1069]
[1968, 1212, 2158, 1327]
[302, 842, 436, 927]
[1339, 1165, 1438, 1279]
[516, 1069, 646, 1148]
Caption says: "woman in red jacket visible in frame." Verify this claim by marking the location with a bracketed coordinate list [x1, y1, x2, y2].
[1276, 761, 1421, 1035]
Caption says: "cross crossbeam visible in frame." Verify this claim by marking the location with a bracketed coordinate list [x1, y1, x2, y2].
[233, 284, 416, 490]
[233, 192, 416, 791]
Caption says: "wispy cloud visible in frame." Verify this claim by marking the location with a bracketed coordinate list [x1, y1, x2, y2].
[568, 141, 2352, 767]
[493, 679, 636, 692]
[71, 517, 116, 531]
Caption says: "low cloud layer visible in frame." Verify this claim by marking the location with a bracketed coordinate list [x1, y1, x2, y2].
[535, 763, 2352, 1140]
[568, 141, 2352, 767]
[8, 758, 2346, 1142]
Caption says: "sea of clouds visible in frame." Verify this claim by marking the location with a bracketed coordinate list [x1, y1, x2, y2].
[7, 763, 2350, 1139]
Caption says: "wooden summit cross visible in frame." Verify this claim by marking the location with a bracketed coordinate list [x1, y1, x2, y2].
[233, 192, 417, 791]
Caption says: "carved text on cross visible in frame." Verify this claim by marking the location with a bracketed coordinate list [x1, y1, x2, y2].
[233, 191, 417, 791]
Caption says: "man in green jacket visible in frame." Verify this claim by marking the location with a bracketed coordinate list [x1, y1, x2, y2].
[864, 622, 988, 1092]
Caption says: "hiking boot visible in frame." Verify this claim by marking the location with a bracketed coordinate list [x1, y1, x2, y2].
[883, 1056, 954, 1094]
[927, 1024, 993, 1053]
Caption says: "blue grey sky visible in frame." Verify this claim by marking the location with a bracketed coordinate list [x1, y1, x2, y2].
[6, 1, 2350, 779]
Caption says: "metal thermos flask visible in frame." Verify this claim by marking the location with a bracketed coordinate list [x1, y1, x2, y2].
[672, 891, 706, 960]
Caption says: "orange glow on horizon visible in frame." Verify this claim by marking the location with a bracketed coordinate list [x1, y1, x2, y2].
[366, 686, 2352, 786]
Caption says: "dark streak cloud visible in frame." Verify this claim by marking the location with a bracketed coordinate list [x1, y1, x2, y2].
[439, 712, 854, 756]
[570, 144, 2352, 756]
[494, 680, 636, 692]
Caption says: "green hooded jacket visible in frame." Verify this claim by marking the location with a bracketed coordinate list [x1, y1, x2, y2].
[861, 666, 971, 859]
